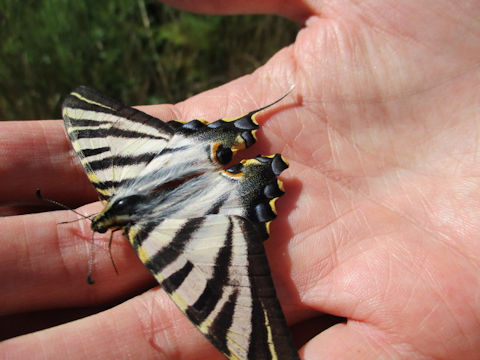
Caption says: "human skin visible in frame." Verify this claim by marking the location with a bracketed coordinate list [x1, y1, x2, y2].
[1, 0, 480, 359]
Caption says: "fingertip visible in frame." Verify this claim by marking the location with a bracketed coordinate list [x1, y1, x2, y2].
[300, 321, 391, 359]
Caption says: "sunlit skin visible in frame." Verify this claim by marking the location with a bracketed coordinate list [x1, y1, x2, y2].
[1, 0, 480, 359]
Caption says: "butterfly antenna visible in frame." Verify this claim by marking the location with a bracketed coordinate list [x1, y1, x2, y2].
[108, 231, 119, 275]
[86, 232, 96, 284]
[58, 214, 98, 225]
[35, 189, 92, 221]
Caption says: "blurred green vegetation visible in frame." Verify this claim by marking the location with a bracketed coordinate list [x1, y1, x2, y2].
[0, 0, 299, 120]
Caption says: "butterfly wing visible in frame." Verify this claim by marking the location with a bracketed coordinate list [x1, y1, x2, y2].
[62, 87, 297, 359]
[62, 86, 282, 199]
[126, 155, 298, 360]
[62, 86, 174, 199]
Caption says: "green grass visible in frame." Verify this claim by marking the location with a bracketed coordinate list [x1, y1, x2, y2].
[0, 0, 299, 120]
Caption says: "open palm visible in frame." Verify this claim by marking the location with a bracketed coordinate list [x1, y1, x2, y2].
[1, 0, 479, 359]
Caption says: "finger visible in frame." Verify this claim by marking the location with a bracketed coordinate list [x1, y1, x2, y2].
[0, 289, 225, 360]
[301, 321, 392, 359]
[0, 120, 97, 209]
[0, 205, 155, 315]
[160, 0, 314, 22]
[0, 204, 50, 216]
[0, 305, 116, 341]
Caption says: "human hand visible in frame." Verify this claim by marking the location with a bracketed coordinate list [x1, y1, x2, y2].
[2, 0, 480, 359]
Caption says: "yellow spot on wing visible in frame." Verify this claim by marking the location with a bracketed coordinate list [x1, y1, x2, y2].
[97, 188, 113, 197]
[136, 246, 150, 264]
[265, 221, 272, 234]
[231, 135, 246, 151]
[263, 307, 278, 360]
[250, 112, 260, 125]
[269, 198, 278, 215]
[199, 318, 212, 334]
[85, 171, 113, 197]
[71, 140, 82, 152]
[127, 226, 140, 245]
[87, 171, 101, 184]
[240, 158, 261, 166]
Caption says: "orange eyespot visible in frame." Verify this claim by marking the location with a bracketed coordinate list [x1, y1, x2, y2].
[211, 142, 233, 165]
[221, 170, 244, 178]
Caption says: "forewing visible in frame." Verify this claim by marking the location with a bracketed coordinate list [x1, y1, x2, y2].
[127, 215, 298, 360]
[62, 86, 174, 199]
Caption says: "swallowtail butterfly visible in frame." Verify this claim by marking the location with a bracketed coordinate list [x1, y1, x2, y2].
[62, 86, 298, 359]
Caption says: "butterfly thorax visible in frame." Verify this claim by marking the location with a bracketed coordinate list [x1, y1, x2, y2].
[91, 194, 147, 233]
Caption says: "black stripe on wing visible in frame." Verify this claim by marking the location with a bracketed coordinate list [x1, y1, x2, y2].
[241, 219, 299, 360]
[82, 147, 111, 157]
[185, 218, 233, 323]
[88, 153, 158, 172]
[143, 218, 205, 274]
[163, 261, 194, 291]
[207, 289, 239, 357]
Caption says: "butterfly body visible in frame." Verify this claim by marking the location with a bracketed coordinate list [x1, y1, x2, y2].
[63, 86, 298, 360]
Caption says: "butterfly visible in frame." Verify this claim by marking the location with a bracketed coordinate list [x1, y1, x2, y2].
[62, 86, 298, 359]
